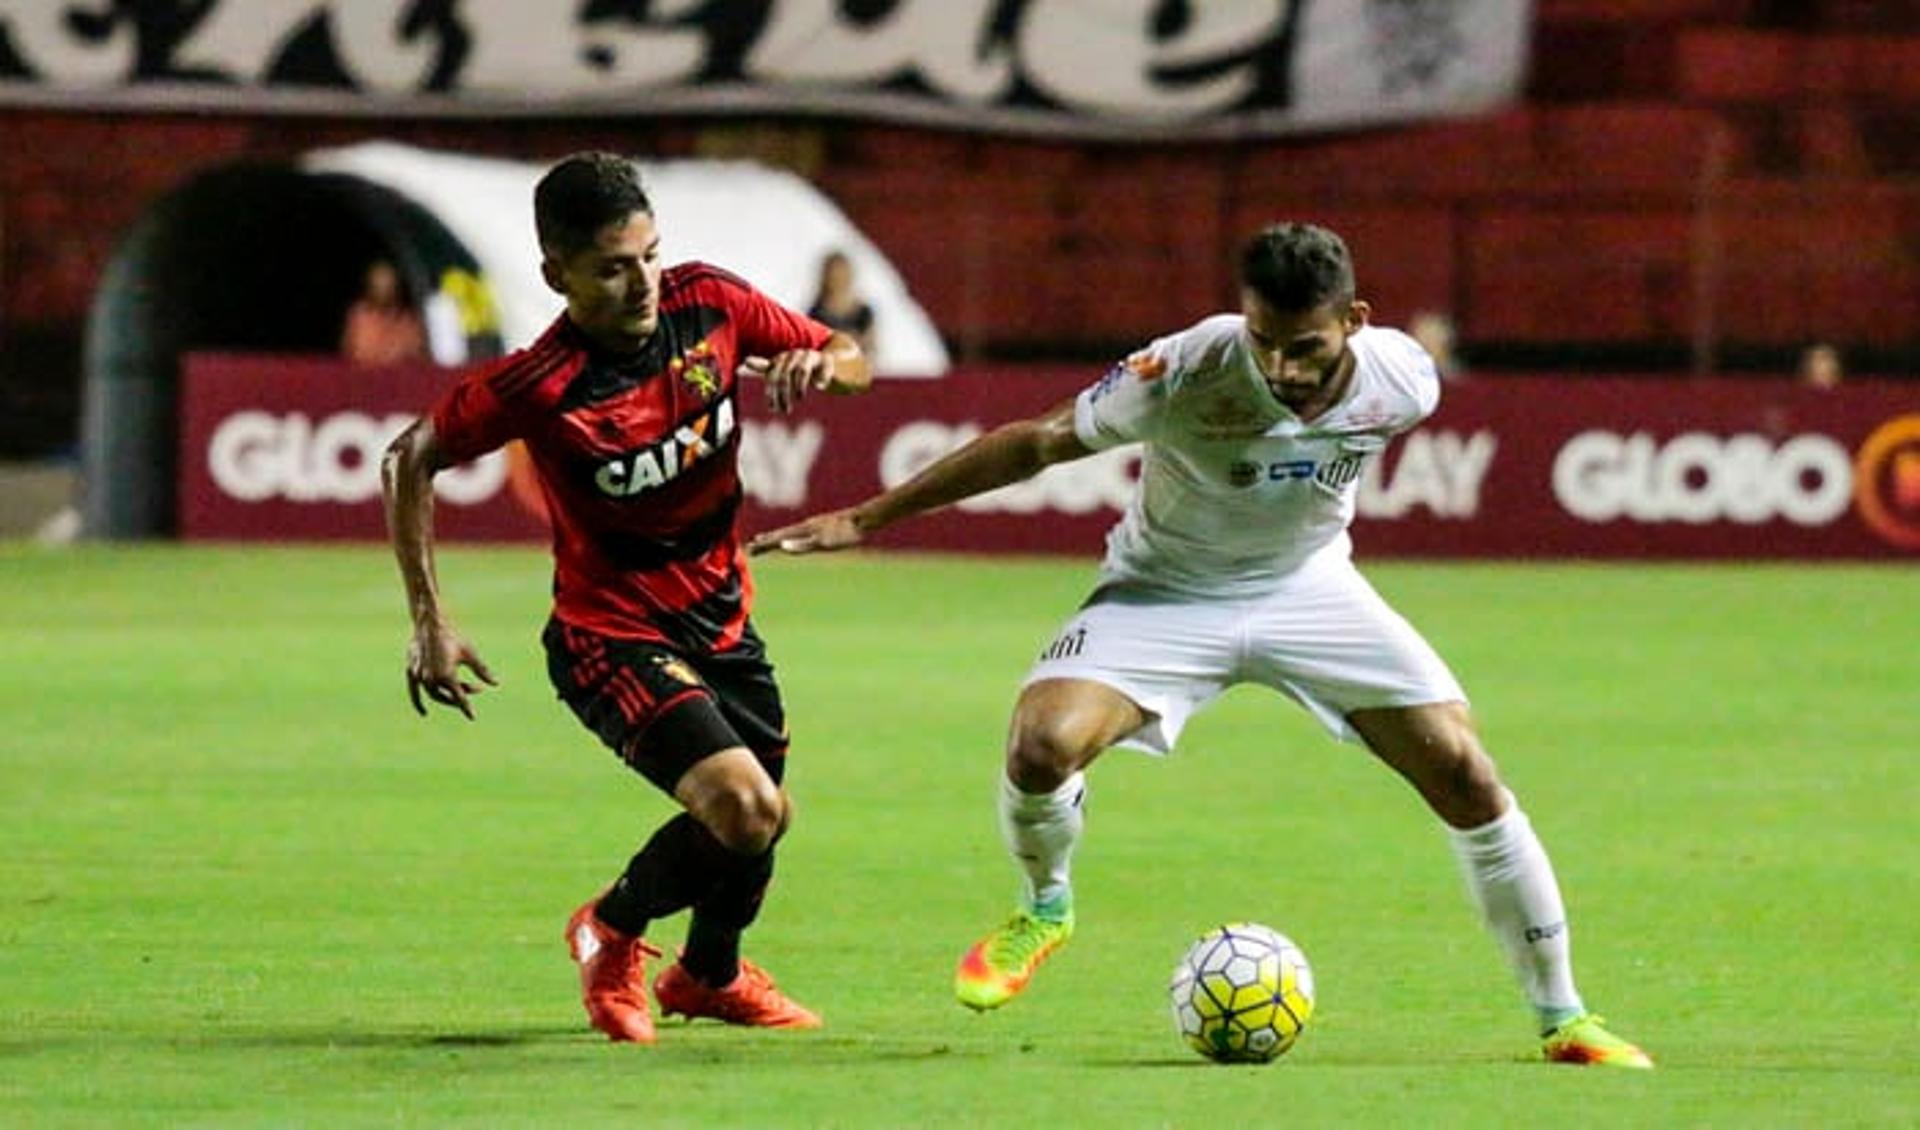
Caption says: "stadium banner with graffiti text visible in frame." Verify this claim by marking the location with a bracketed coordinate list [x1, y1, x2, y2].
[0, 1, 1530, 139]
[179, 354, 1920, 559]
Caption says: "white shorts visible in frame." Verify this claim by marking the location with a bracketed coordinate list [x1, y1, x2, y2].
[1022, 555, 1466, 753]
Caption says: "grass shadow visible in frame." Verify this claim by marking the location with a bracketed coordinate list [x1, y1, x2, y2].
[208, 1025, 585, 1050]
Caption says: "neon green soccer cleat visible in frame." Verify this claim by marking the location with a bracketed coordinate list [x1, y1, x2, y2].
[1542, 1013, 1654, 1069]
[954, 911, 1073, 1011]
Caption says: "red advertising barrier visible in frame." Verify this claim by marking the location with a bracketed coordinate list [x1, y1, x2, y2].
[179, 353, 1920, 558]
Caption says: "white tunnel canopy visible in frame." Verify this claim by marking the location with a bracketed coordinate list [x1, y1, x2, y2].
[303, 141, 950, 377]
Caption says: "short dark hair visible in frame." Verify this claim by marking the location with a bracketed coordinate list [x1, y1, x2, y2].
[534, 152, 652, 258]
[1239, 223, 1355, 312]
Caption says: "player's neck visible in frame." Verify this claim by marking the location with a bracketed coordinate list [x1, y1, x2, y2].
[565, 314, 655, 358]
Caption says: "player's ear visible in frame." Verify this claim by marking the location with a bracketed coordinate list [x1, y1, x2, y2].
[539, 255, 568, 297]
[1344, 300, 1372, 331]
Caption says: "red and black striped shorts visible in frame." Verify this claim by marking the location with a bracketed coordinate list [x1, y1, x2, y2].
[543, 618, 789, 793]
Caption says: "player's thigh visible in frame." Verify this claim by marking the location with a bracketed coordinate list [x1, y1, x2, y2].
[1347, 701, 1504, 827]
[543, 619, 764, 794]
[1239, 560, 1466, 742]
[1021, 589, 1238, 756]
[692, 622, 790, 786]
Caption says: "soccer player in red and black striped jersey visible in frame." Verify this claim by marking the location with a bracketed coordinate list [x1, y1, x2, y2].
[381, 152, 870, 1043]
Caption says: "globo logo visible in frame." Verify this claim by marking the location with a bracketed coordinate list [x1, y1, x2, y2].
[1853, 414, 1920, 550]
[1551, 431, 1854, 526]
[207, 410, 506, 505]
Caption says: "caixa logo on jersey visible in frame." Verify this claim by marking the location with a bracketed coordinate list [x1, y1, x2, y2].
[208, 410, 505, 504]
[592, 395, 737, 498]
[1552, 431, 1853, 526]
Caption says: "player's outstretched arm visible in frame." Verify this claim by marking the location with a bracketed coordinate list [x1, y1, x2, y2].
[742, 330, 872, 414]
[749, 397, 1091, 556]
[380, 419, 498, 720]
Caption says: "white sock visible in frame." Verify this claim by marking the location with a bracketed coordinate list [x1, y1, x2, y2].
[1446, 792, 1585, 1031]
[998, 771, 1085, 920]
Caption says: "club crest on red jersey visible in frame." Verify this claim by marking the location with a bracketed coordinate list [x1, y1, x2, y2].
[670, 340, 721, 401]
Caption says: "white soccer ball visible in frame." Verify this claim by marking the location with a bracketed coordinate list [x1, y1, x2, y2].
[1168, 922, 1314, 1064]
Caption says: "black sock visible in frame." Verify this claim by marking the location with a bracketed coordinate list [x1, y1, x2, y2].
[680, 846, 776, 986]
[593, 813, 729, 937]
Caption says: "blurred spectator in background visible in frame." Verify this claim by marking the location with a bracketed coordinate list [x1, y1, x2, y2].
[1797, 341, 1844, 390]
[807, 249, 876, 355]
[1409, 309, 1465, 380]
[341, 260, 428, 366]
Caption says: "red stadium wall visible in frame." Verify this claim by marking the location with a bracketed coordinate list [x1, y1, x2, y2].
[9, 0, 1920, 356]
[178, 354, 1920, 559]
[11, 1, 1920, 468]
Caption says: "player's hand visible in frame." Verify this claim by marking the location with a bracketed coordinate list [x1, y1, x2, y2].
[747, 508, 867, 556]
[405, 621, 498, 720]
[739, 351, 834, 415]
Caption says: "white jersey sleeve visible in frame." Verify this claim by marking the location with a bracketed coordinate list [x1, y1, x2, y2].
[1358, 326, 1442, 432]
[1072, 333, 1184, 451]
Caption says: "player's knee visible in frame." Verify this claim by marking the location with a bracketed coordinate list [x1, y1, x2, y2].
[1429, 732, 1505, 825]
[698, 779, 784, 855]
[774, 788, 794, 842]
[1006, 713, 1100, 791]
[1440, 742, 1501, 801]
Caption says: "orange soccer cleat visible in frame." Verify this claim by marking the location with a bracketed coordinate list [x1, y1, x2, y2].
[653, 957, 823, 1029]
[564, 897, 662, 1043]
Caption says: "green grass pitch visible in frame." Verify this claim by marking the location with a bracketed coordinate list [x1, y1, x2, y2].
[3, 544, 1916, 1127]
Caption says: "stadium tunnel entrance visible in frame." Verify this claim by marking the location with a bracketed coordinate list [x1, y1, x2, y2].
[80, 163, 501, 538]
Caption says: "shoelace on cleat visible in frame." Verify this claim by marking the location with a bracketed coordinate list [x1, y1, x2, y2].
[985, 916, 1060, 969]
[1552, 1014, 1633, 1049]
[615, 938, 663, 982]
[1552, 1013, 1602, 1037]
[709, 965, 789, 1019]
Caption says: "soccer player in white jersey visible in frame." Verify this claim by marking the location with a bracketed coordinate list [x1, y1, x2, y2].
[749, 223, 1652, 1068]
